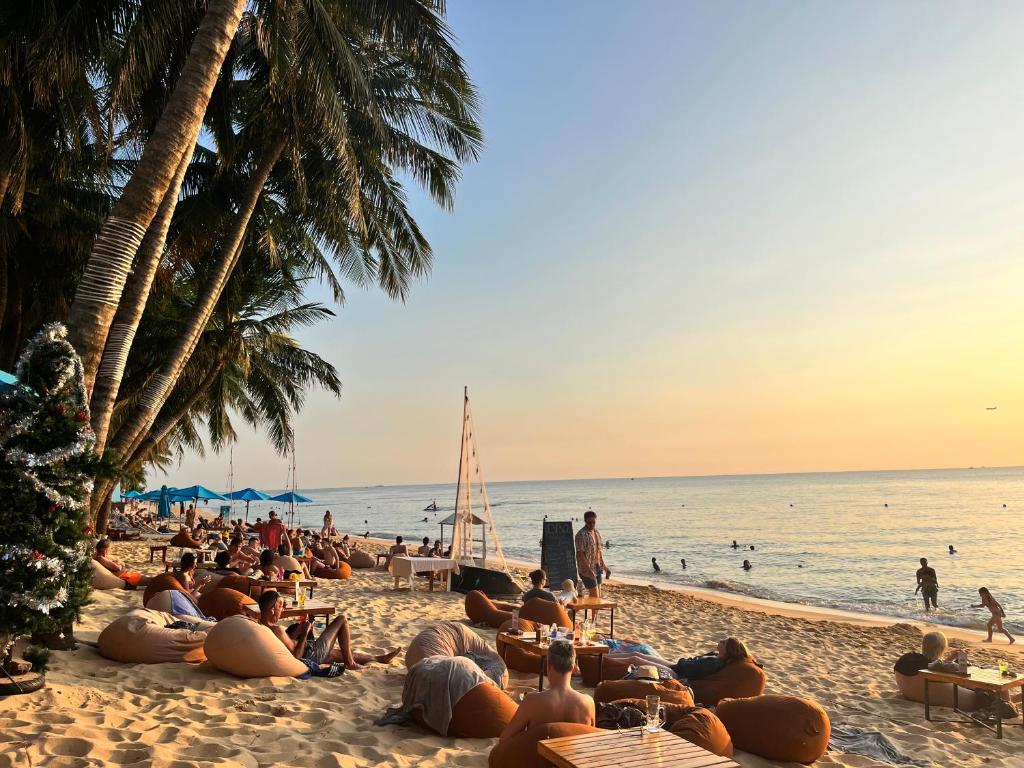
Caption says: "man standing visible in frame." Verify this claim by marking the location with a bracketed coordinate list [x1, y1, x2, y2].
[575, 510, 610, 598]
[915, 557, 939, 612]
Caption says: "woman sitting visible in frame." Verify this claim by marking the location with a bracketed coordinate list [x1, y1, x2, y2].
[335, 535, 352, 560]
[174, 552, 211, 595]
[604, 637, 753, 681]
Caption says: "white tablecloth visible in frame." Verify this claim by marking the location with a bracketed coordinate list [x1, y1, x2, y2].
[388, 556, 459, 579]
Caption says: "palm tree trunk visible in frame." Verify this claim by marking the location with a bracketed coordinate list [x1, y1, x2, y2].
[108, 138, 286, 463]
[93, 487, 115, 536]
[67, 0, 247, 396]
[90, 149, 193, 453]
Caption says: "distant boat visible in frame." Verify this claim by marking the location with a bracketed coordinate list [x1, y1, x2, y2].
[986, 406, 998, 410]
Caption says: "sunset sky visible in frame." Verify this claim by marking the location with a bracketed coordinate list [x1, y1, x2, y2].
[177, 1, 1024, 490]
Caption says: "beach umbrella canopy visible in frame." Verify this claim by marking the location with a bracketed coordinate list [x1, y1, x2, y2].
[270, 491, 313, 504]
[157, 485, 172, 519]
[121, 490, 143, 499]
[226, 487, 271, 521]
[140, 486, 175, 501]
[168, 485, 228, 502]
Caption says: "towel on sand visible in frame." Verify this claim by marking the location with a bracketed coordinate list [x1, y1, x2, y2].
[828, 723, 929, 766]
[376, 656, 491, 735]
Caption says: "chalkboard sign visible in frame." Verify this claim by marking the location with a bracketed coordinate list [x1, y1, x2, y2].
[541, 521, 578, 590]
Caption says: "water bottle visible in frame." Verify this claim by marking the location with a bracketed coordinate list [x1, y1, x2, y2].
[957, 650, 968, 675]
[511, 607, 519, 632]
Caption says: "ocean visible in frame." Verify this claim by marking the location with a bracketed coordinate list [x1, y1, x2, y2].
[254, 467, 1023, 634]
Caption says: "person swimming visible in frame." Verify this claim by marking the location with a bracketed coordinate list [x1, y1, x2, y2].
[651, 557, 660, 572]
[742, 560, 752, 571]
[749, 545, 755, 551]
[948, 544, 957, 555]
[731, 540, 739, 549]
[680, 558, 686, 569]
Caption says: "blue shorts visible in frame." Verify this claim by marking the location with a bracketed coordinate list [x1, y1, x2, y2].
[580, 571, 602, 590]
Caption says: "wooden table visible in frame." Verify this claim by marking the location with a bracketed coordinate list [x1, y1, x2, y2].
[497, 631, 609, 691]
[539, 728, 740, 768]
[567, 597, 618, 639]
[245, 599, 334, 623]
[919, 666, 1024, 739]
[248, 579, 316, 599]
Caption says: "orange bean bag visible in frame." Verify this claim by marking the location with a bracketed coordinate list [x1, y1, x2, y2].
[449, 683, 519, 738]
[346, 549, 375, 569]
[495, 618, 544, 674]
[314, 562, 352, 580]
[465, 590, 516, 628]
[212, 574, 255, 595]
[197, 587, 257, 620]
[91, 559, 127, 590]
[489, 723, 603, 768]
[203, 614, 309, 678]
[578, 655, 632, 687]
[688, 659, 766, 706]
[716, 694, 830, 764]
[169, 531, 203, 548]
[594, 678, 694, 708]
[98, 609, 207, 664]
[519, 597, 571, 628]
[668, 707, 734, 757]
[142, 573, 188, 606]
[893, 671, 981, 711]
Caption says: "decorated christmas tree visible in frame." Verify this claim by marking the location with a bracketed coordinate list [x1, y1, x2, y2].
[0, 323, 98, 674]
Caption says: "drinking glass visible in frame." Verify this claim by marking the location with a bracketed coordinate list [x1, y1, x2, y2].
[644, 695, 666, 733]
[998, 659, 1009, 675]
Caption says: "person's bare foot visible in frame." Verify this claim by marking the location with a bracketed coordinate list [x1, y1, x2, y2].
[984, 639, 993, 643]
[375, 647, 401, 664]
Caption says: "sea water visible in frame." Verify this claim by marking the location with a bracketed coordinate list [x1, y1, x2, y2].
[260, 467, 1023, 633]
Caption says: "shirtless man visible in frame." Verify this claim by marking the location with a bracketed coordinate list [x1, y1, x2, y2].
[499, 641, 595, 741]
[257, 590, 400, 674]
[417, 536, 432, 557]
[385, 536, 408, 568]
[93, 539, 153, 587]
[915, 557, 939, 612]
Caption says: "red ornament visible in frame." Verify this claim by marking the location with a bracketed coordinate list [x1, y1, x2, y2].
[52, 405, 66, 416]
[74, 410, 88, 421]
[31, 549, 43, 560]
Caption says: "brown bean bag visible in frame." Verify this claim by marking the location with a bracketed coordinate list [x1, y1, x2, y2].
[197, 588, 257, 620]
[489, 723, 602, 768]
[346, 549, 375, 569]
[894, 671, 981, 711]
[98, 609, 207, 664]
[142, 573, 188, 606]
[465, 590, 516, 628]
[314, 562, 352, 579]
[495, 618, 544, 674]
[519, 597, 571, 628]
[91, 559, 127, 589]
[169, 531, 203, 548]
[668, 707, 734, 757]
[212, 574, 255, 595]
[449, 683, 519, 738]
[203, 614, 309, 678]
[716, 694, 830, 764]
[594, 678, 694, 708]
[579, 655, 632, 687]
[688, 659, 766, 706]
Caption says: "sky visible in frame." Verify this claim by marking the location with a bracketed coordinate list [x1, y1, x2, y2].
[175, 1, 1024, 490]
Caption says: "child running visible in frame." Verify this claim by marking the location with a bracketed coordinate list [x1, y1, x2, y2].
[974, 587, 1015, 644]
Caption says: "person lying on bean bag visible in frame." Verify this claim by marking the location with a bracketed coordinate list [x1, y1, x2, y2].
[499, 640, 594, 742]
[603, 636, 752, 681]
[98, 609, 208, 664]
[93, 538, 153, 587]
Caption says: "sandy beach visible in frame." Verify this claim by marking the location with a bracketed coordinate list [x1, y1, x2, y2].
[2, 537, 1022, 768]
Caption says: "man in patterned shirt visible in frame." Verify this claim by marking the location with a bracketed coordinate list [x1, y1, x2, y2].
[574, 510, 610, 598]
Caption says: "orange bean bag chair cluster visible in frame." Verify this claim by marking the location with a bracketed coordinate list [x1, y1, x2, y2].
[495, 618, 544, 674]
[346, 549, 375, 569]
[716, 694, 830, 764]
[594, 678, 694, 708]
[203, 614, 309, 678]
[688, 659, 767, 706]
[465, 590, 517, 628]
[669, 707, 734, 757]
[489, 723, 603, 768]
[197, 587, 257, 621]
[98, 609, 208, 664]
[169, 531, 203, 548]
[142, 573, 188, 606]
[314, 562, 352, 579]
[519, 597, 571, 628]
[894, 671, 981, 711]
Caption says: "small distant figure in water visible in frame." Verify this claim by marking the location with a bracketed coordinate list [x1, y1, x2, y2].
[797, 564, 803, 568]
[651, 557, 660, 572]
[543, 515, 548, 520]
[749, 545, 755, 551]
[364, 519, 368, 525]
[884, 503, 888, 508]
[915, 557, 939, 612]
[605, 540, 611, 548]
[789, 504, 793, 507]
[363, 530, 369, 539]
[421, 517, 428, 523]
[731, 540, 739, 549]
[742, 560, 752, 571]
[1003, 504, 1007, 508]
[948, 544, 957, 555]
[974, 587, 1015, 644]
[680, 558, 686, 569]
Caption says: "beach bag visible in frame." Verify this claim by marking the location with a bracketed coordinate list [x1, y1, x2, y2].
[596, 701, 646, 729]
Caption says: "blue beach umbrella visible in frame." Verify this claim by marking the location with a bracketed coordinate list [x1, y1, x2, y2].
[226, 487, 271, 521]
[270, 491, 313, 527]
[169, 485, 228, 503]
[0, 369, 19, 393]
[121, 489, 143, 500]
[157, 485, 172, 520]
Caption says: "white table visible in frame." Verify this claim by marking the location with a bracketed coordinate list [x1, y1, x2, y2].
[388, 556, 459, 591]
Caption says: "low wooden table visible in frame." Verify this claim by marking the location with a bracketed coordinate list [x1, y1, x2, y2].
[244, 599, 334, 623]
[248, 579, 316, 599]
[567, 597, 618, 639]
[497, 632, 609, 691]
[919, 665, 1024, 739]
[539, 728, 740, 768]
[149, 545, 168, 563]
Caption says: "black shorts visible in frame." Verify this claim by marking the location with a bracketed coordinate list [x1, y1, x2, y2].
[580, 571, 603, 590]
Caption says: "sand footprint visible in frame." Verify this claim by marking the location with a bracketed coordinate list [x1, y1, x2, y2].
[45, 737, 92, 757]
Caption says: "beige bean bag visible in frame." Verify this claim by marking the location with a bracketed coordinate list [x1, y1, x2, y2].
[716, 694, 830, 764]
[97, 609, 207, 664]
[406, 621, 508, 688]
[211, 574, 255, 595]
[91, 559, 127, 590]
[894, 671, 981, 711]
[197, 571, 227, 593]
[346, 549, 375, 569]
[203, 615, 308, 678]
[197, 588, 257, 621]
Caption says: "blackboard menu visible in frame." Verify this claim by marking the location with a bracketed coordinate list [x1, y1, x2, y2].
[541, 520, 578, 589]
